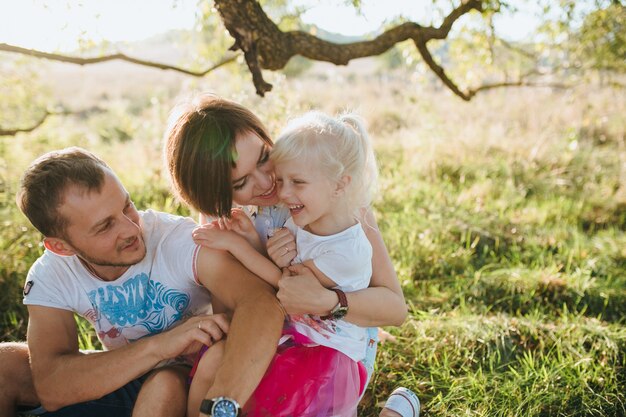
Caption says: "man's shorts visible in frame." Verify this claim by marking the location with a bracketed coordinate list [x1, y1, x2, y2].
[18, 374, 148, 417]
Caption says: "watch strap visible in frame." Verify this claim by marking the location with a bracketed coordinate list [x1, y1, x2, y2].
[199, 398, 241, 416]
[321, 288, 348, 320]
[199, 399, 214, 415]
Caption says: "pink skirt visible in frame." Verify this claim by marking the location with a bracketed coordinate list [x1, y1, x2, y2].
[244, 331, 367, 417]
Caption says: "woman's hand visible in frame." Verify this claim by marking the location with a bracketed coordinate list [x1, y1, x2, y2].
[267, 228, 297, 268]
[277, 264, 337, 316]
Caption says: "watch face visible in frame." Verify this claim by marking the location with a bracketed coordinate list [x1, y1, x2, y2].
[334, 306, 349, 319]
[213, 399, 238, 417]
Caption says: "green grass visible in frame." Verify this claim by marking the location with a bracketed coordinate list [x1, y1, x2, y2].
[0, 75, 624, 416]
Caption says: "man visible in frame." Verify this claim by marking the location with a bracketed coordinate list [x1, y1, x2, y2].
[0, 147, 284, 417]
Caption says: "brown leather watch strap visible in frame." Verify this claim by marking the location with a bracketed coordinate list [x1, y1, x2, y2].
[321, 288, 348, 320]
[333, 288, 347, 308]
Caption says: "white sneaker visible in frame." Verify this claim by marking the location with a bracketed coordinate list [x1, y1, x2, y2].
[383, 387, 420, 417]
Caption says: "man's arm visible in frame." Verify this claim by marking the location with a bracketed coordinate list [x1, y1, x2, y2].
[194, 246, 285, 406]
[27, 305, 222, 411]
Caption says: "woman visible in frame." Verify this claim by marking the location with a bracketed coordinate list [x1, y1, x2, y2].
[164, 93, 416, 416]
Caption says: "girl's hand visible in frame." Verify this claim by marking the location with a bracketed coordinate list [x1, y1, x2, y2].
[214, 208, 263, 252]
[192, 223, 241, 252]
[267, 228, 297, 268]
[277, 264, 337, 316]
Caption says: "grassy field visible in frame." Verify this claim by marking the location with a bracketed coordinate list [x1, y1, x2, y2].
[1, 66, 625, 416]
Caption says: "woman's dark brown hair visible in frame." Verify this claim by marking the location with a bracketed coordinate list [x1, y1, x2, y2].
[164, 94, 273, 217]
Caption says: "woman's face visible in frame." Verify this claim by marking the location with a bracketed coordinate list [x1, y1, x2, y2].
[231, 131, 279, 207]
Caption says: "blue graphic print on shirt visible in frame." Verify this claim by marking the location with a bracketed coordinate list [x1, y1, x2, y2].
[87, 273, 190, 336]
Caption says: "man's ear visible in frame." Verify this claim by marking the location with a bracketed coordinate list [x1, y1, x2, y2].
[43, 237, 76, 256]
[333, 175, 352, 197]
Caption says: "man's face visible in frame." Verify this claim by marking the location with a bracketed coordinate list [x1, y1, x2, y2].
[56, 170, 146, 280]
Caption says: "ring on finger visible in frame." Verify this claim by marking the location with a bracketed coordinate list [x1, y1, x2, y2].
[198, 322, 202, 330]
[283, 246, 289, 255]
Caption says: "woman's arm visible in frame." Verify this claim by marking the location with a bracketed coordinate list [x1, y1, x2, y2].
[277, 209, 408, 327]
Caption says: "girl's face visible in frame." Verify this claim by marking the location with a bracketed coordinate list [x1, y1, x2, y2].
[231, 131, 279, 207]
[275, 158, 343, 236]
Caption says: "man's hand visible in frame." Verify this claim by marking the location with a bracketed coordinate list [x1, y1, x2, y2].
[151, 313, 230, 360]
[267, 228, 297, 267]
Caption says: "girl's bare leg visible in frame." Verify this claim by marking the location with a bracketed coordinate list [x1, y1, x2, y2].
[187, 341, 225, 417]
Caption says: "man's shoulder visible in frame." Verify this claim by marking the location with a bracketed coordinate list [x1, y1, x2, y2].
[140, 209, 195, 228]
[140, 210, 200, 280]
[29, 249, 78, 277]
[140, 210, 196, 241]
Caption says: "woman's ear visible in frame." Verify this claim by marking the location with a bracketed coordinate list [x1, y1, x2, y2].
[43, 237, 76, 256]
[334, 175, 352, 197]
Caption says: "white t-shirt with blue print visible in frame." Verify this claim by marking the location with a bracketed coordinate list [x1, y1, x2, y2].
[23, 210, 211, 351]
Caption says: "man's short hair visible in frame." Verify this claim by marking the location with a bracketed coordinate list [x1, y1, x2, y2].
[17, 147, 110, 237]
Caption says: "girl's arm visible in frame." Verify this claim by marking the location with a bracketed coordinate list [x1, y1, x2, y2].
[192, 225, 282, 288]
[199, 209, 264, 253]
[277, 209, 407, 327]
[229, 239, 282, 288]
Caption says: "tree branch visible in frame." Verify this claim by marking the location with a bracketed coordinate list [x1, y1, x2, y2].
[0, 111, 54, 136]
[214, 0, 483, 96]
[0, 107, 107, 137]
[414, 40, 472, 100]
[467, 80, 570, 98]
[498, 38, 537, 61]
[0, 43, 239, 77]
[0, 1, 568, 101]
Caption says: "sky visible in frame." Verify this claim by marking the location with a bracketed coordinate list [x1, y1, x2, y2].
[0, 0, 539, 52]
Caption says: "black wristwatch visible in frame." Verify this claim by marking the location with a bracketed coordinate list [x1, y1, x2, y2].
[200, 397, 241, 417]
[321, 288, 349, 320]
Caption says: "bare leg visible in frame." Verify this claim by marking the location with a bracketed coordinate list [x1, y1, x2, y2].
[187, 341, 225, 417]
[0, 342, 39, 417]
[132, 364, 190, 417]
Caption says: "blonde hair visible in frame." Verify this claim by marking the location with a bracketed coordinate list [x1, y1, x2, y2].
[271, 111, 378, 215]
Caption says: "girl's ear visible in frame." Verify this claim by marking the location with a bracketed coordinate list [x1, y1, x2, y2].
[334, 175, 352, 197]
[43, 237, 76, 256]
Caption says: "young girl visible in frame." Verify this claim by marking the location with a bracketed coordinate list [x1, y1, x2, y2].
[190, 111, 378, 416]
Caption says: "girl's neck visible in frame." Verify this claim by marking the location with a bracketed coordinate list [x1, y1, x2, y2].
[305, 207, 357, 236]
